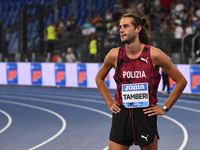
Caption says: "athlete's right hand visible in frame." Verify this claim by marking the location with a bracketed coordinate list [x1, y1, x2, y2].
[108, 102, 121, 114]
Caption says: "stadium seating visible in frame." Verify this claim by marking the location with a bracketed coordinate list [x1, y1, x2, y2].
[1, 0, 117, 55]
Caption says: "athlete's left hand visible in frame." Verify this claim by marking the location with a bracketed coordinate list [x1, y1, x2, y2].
[143, 104, 166, 116]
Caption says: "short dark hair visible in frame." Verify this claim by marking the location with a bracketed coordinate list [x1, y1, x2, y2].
[122, 13, 151, 44]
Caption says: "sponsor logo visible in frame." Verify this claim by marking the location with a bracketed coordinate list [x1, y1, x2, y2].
[77, 64, 87, 87]
[7, 63, 18, 84]
[56, 71, 65, 82]
[122, 83, 148, 92]
[8, 70, 17, 81]
[191, 75, 200, 88]
[55, 64, 66, 86]
[32, 70, 42, 82]
[78, 71, 86, 83]
[141, 57, 149, 64]
[123, 84, 145, 91]
[141, 135, 149, 141]
[31, 63, 42, 85]
[190, 65, 200, 94]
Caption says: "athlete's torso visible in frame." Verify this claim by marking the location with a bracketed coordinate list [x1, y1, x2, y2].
[113, 45, 161, 106]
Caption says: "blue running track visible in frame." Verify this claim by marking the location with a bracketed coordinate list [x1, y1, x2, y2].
[0, 86, 199, 150]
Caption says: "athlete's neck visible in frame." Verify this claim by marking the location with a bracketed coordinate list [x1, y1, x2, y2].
[125, 41, 145, 58]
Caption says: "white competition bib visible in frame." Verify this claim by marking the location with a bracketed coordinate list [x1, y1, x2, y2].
[122, 83, 149, 108]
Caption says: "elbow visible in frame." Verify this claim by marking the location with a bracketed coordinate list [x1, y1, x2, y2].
[95, 73, 104, 87]
[95, 75, 98, 84]
[95, 74, 101, 85]
[176, 75, 187, 90]
[183, 78, 187, 88]
[181, 77, 187, 89]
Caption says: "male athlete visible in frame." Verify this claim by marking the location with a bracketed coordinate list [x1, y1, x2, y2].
[95, 13, 187, 150]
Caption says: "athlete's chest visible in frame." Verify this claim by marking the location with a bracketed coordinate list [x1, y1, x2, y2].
[117, 57, 151, 79]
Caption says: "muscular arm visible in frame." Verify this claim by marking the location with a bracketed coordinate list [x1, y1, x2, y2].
[95, 48, 121, 113]
[144, 47, 187, 116]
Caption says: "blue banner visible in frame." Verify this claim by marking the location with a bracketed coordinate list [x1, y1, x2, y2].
[77, 64, 87, 87]
[55, 63, 66, 86]
[31, 63, 42, 85]
[7, 63, 18, 84]
[190, 65, 200, 94]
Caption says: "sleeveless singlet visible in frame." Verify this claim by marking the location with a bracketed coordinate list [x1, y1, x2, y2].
[113, 45, 161, 106]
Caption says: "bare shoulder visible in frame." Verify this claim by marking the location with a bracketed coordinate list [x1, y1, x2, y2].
[107, 47, 119, 58]
[150, 46, 163, 59]
[104, 47, 119, 68]
[150, 46, 171, 67]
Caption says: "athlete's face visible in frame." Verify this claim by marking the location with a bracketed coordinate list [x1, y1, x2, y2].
[119, 17, 139, 44]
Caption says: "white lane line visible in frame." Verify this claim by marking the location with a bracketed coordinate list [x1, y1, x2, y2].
[0, 110, 12, 134]
[1, 91, 200, 106]
[173, 105, 200, 113]
[0, 93, 105, 104]
[157, 102, 200, 113]
[0, 90, 109, 100]
[0, 100, 67, 150]
[1, 94, 200, 114]
[1, 95, 112, 150]
[11, 90, 199, 105]
[175, 100, 200, 105]
[162, 115, 188, 150]
[1, 96, 112, 118]
[158, 97, 200, 105]
[0, 95, 189, 150]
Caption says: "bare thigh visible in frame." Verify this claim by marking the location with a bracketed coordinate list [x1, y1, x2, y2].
[109, 140, 130, 150]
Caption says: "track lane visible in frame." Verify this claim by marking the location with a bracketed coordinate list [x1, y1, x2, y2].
[0, 86, 199, 150]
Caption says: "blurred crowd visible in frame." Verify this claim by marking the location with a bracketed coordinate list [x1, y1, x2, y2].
[43, 0, 200, 63]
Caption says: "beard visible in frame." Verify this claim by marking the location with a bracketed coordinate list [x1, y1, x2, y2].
[121, 33, 136, 45]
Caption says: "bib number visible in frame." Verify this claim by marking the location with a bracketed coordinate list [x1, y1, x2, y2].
[122, 83, 149, 108]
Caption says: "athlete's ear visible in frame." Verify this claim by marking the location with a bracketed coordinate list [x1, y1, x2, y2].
[135, 25, 142, 33]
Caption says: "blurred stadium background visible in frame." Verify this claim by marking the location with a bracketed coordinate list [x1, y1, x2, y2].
[0, 0, 199, 64]
[0, 1, 200, 149]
